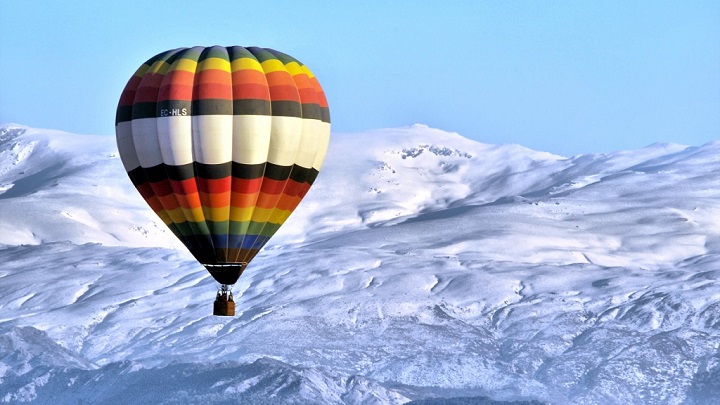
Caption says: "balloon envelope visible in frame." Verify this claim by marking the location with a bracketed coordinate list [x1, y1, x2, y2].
[115, 46, 330, 285]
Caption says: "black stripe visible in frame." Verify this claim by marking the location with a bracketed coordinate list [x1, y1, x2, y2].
[300, 103, 322, 121]
[271, 100, 302, 118]
[320, 107, 331, 124]
[127, 166, 147, 186]
[192, 99, 233, 115]
[290, 165, 317, 183]
[116, 105, 134, 124]
[195, 162, 232, 179]
[231, 162, 265, 179]
[130, 102, 157, 120]
[306, 168, 320, 185]
[233, 99, 271, 115]
[128, 161, 311, 183]
[143, 164, 169, 183]
[164, 163, 195, 181]
[263, 163, 292, 181]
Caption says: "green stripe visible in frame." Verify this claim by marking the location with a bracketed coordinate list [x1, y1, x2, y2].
[228, 46, 255, 61]
[199, 46, 229, 62]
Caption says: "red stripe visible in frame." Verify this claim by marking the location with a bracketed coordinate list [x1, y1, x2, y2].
[135, 183, 155, 200]
[297, 183, 312, 198]
[194, 82, 232, 100]
[259, 178, 286, 195]
[310, 78, 329, 108]
[268, 85, 300, 102]
[134, 74, 165, 102]
[198, 177, 232, 194]
[118, 76, 142, 106]
[298, 87, 319, 104]
[233, 83, 271, 100]
[150, 179, 173, 197]
[159, 70, 195, 101]
[231, 177, 263, 193]
[281, 179, 304, 196]
[170, 178, 199, 195]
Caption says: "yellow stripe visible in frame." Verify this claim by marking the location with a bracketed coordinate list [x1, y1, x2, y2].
[149, 60, 171, 75]
[231, 57, 263, 72]
[300, 65, 316, 79]
[229, 207, 255, 222]
[156, 210, 173, 225]
[134, 64, 150, 77]
[249, 207, 292, 224]
[198, 57, 231, 72]
[182, 206, 206, 222]
[250, 206, 274, 223]
[269, 208, 292, 224]
[166, 207, 187, 223]
[173, 58, 198, 73]
[204, 206, 230, 222]
[284, 61, 305, 76]
[260, 59, 286, 73]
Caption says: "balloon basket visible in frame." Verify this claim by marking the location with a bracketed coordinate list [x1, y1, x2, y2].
[213, 285, 235, 316]
[213, 300, 235, 316]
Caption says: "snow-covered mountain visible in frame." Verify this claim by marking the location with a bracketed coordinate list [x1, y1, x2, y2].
[0, 123, 719, 404]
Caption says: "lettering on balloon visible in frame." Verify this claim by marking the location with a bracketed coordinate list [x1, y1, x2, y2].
[159, 108, 188, 117]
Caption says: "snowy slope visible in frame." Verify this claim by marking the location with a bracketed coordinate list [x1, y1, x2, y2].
[0, 123, 719, 404]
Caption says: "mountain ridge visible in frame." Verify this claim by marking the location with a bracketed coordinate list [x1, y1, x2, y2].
[0, 123, 718, 404]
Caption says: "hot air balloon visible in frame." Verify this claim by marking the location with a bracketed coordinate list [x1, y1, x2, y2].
[115, 46, 330, 316]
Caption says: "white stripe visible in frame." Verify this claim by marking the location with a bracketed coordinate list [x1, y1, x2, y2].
[232, 115, 272, 165]
[131, 118, 164, 168]
[312, 122, 331, 170]
[115, 121, 141, 171]
[267, 116, 303, 166]
[192, 115, 233, 165]
[294, 118, 321, 169]
[157, 116, 193, 166]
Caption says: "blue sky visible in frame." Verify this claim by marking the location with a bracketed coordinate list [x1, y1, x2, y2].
[1, 1, 718, 156]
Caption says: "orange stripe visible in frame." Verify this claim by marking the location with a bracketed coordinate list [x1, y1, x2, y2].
[144, 195, 164, 213]
[231, 192, 260, 208]
[266, 71, 296, 87]
[255, 192, 282, 210]
[232, 69, 268, 86]
[276, 194, 302, 211]
[157, 193, 180, 210]
[175, 192, 203, 210]
[199, 191, 231, 208]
